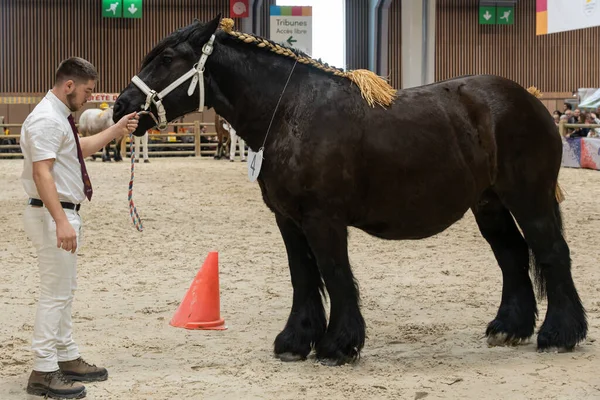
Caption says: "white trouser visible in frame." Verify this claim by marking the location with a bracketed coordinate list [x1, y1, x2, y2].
[229, 128, 246, 161]
[23, 206, 82, 372]
[134, 132, 149, 160]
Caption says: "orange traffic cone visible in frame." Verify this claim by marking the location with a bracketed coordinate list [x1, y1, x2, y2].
[170, 251, 227, 330]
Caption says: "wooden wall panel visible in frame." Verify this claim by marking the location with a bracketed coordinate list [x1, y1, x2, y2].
[387, 0, 401, 89]
[0, 0, 240, 93]
[345, 0, 369, 70]
[436, 0, 600, 92]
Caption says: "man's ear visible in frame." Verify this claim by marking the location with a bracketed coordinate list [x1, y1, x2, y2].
[64, 80, 75, 94]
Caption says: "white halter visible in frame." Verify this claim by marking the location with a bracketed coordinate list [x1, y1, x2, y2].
[130, 34, 216, 131]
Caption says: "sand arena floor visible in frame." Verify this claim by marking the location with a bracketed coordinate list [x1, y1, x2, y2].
[1, 158, 599, 399]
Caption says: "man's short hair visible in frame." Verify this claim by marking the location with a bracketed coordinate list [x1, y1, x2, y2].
[55, 57, 98, 85]
[563, 102, 573, 110]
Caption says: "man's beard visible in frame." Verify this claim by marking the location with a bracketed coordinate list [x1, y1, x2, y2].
[66, 92, 79, 112]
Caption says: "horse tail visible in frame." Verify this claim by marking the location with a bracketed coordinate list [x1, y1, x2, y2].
[529, 184, 565, 299]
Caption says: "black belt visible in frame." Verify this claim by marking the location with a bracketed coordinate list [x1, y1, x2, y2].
[28, 198, 81, 212]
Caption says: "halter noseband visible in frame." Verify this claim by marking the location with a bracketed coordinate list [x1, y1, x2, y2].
[130, 34, 216, 131]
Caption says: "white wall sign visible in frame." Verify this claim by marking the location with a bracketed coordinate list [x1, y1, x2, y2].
[537, 0, 600, 35]
[269, 5, 312, 56]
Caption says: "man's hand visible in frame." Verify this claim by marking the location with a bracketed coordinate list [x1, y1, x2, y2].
[56, 219, 78, 253]
[115, 112, 139, 135]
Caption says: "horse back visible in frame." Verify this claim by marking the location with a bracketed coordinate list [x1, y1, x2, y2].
[260, 74, 558, 239]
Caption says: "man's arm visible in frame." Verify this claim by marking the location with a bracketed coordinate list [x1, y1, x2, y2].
[79, 112, 139, 158]
[32, 159, 78, 253]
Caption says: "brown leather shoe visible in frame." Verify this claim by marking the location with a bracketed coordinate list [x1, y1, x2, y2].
[58, 358, 108, 382]
[26, 370, 86, 399]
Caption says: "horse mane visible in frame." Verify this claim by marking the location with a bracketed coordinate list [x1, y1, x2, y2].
[141, 22, 201, 68]
[526, 86, 542, 98]
[219, 18, 397, 108]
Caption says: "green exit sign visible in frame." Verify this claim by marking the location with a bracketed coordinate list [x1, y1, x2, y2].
[479, 4, 514, 25]
[479, 6, 495, 24]
[497, 6, 514, 25]
[102, 0, 122, 18]
[102, 0, 142, 19]
[123, 0, 143, 19]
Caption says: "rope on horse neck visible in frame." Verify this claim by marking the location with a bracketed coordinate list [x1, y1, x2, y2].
[260, 59, 297, 151]
[128, 131, 144, 232]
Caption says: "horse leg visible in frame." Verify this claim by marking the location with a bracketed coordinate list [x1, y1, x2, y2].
[102, 143, 110, 162]
[502, 192, 587, 351]
[472, 190, 536, 346]
[224, 135, 231, 160]
[273, 214, 327, 361]
[114, 138, 123, 162]
[302, 216, 365, 366]
[213, 130, 223, 159]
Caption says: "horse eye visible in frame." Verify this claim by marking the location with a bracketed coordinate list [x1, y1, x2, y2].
[163, 56, 172, 64]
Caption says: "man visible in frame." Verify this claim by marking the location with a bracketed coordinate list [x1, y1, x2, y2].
[20, 57, 138, 399]
[563, 102, 572, 113]
[565, 109, 575, 124]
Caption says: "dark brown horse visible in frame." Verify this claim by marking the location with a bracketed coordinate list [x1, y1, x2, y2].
[213, 113, 230, 159]
[113, 17, 587, 365]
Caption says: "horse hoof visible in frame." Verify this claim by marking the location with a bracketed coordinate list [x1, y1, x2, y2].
[317, 355, 355, 367]
[486, 332, 531, 347]
[315, 343, 360, 366]
[536, 309, 586, 353]
[275, 352, 306, 362]
[485, 313, 535, 348]
[536, 346, 572, 354]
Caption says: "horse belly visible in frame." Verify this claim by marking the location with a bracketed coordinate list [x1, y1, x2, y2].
[353, 171, 481, 240]
[355, 204, 469, 240]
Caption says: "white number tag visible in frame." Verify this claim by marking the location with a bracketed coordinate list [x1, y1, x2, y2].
[247, 148, 264, 183]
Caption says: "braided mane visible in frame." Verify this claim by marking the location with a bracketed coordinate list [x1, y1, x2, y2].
[219, 18, 397, 108]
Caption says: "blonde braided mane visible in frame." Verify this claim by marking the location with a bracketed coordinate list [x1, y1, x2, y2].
[219, 18, 397, 108]
[526, 86, 542, 98]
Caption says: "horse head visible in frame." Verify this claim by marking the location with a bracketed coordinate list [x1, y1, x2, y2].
[113, 16, 222, 136]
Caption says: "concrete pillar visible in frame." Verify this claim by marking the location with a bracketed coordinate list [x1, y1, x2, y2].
[240, 0, 255, 33]
[368, 0, 382, 73]
[401, 0, 435, 88]
[252, 0, 264, 36]
[378, 0, 394, 78]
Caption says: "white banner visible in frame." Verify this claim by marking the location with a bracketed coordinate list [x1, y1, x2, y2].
[578, 88, 600, 109]
[562, 139, 581, 168]
[561, 137, 600, 170]
[547, 0, 600, 34]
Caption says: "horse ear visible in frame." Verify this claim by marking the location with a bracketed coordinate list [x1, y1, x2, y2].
[191, 15, 221, 47]
[207, 14, 221, 34]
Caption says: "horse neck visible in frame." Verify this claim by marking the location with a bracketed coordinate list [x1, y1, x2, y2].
[209, 45, 302, 150]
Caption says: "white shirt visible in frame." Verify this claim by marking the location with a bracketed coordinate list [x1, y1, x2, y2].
[20, 91, 86, 204]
